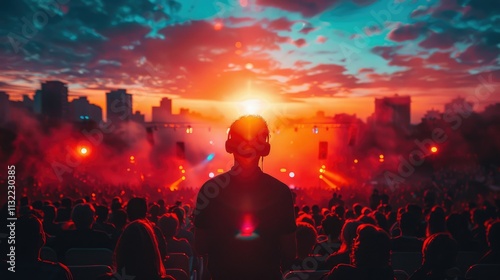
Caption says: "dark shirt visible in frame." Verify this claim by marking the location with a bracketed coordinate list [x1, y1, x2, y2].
[1, 259, 73, 280]
[391, 236, 424, 252]
[52, 229, 111, 260]
[409, 266, 465, 280]
[323, 264, 394, 280]
[194, 168, 296, 280]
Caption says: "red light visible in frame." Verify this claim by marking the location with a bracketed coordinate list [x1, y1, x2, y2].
[214, 21, 223, 30]
[431, 146, 438, 153]
[79, 147, 89, 156]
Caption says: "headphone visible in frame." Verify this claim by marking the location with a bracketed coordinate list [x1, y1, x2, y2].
[225, 128, 270, 157]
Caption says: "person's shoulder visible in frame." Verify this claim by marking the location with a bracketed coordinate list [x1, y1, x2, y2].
[262, 173, 289, 190]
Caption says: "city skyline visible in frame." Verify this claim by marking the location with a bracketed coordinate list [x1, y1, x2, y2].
[1, 80, 497, 127]
[1, 0, 499, 123]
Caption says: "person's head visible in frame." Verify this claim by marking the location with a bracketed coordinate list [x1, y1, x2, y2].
[157, 213, 179, 239]
[333, 205, 345, 219]
[487, 221, 500, 251]
[339, 220, 361, 253]
[149, 203, 160, 218]
[225, 115, 270, 168]
[400, 212, 418, 236]
[42, 205, 57, 223]
[297, 214, 315, 227]
[427, 206, 446, 236]
[322, 214, 344, 241]
[296, 222, 318, 259]
[127, 197, 147, 221]
[114, 220, 166, 279]
[353, 203, 363, 217]
[95, 205, 109, 223]
[110, 209, 128, 231]
[471, 208, 487, 227]
[352, 224, 391, 268]
[17, 215, 46, 260]
[71, 203, 96, 230]
[422, 233, 458, 270]
[171, 206, 185, 226]
[302, 205, 310, 214]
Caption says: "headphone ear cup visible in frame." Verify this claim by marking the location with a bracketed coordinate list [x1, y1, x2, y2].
[260, 142, 270, 157]
[225, 139, 235, 154]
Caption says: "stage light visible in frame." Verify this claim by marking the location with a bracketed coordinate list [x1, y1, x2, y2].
[217, 168, 224, 173]
[80, 147, 88, 155]
[206, 153, 215, 161]
[289, 172, 295, 178]
[130, 156, 135, 161]
[186, 126, 193, 134]
[319, 174, 324, 179]
[280, 168, 287, 173]
[379, 154, 384, 159]
[312, 126, 319, 134]
[179, 165, 183, 170]
[321, 165, 326, 169]
[379, 158, 385, 163]
[181, 176, 186, 180]
[319, 168, 325, 173]
[354, 159, 359, 164]
[431, 146, 438, 153]
[181, 170, 186, 174]
[209, 172, 215, 178]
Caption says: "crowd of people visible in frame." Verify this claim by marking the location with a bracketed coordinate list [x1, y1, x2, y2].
[1, 116, 499, 280]
[0, 184, 499, 279]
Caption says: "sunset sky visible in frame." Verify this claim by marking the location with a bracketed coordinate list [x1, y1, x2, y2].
[1, 0, 499, 123]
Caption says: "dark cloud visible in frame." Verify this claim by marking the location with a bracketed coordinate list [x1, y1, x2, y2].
[387, 22, 426, 42]
[256, 0, 341, 17]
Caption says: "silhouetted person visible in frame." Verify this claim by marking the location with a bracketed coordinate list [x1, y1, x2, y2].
[321, 220, 361, 270]
[52, 203, 111, 260]
[391, 212, 423, 252]
[171, 206, 194, 246]
[312, 205, 324, 227]
[157, 213, 193, 258]
[446, 213, 476, 251]
[287, 222, 320, 270]
[323, 224, 394, 280]
[93, 205, 116, 235]
[194, 115, 297, 280]
[328, 193, 338, 210]
[426, 206, 446, 237]
[370, 189, 380, 210]
[0, 215, 73, 280]
[42, 204, 62, 237]
[409, 233, 464, 280]
[317, 213, 344, 256]
[479, 221, 500, 264]
[127, 197, 167, 258]
[98, 220, 174, 280]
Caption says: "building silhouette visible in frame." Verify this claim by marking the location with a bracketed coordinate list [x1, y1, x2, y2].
[69, 96, 103, 123]
[0, 91, 9, 123]
[374, 95, 411, 128]
[106, 89, 132, 123]
[152, 97, 172, 122]
[131, 111, 145, 124]
[38, 81, 69, 119]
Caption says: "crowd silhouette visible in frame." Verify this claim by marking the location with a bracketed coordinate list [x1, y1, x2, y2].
[1, 116, 499, 280]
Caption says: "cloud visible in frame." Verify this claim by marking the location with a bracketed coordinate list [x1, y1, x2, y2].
[387, 22, 426, 42]
[256, 0, 341, 17]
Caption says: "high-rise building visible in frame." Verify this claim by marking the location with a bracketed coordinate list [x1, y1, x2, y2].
[0, 91, 9, 123]
[374, 95, 411, 128]
[106, 89, 132, 123]
[152, 97, 172, 122]
[69, 96, 103, 123]
[39, 81, 69, 119]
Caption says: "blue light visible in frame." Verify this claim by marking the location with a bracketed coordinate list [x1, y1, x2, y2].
[206, 153, 215, 161]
